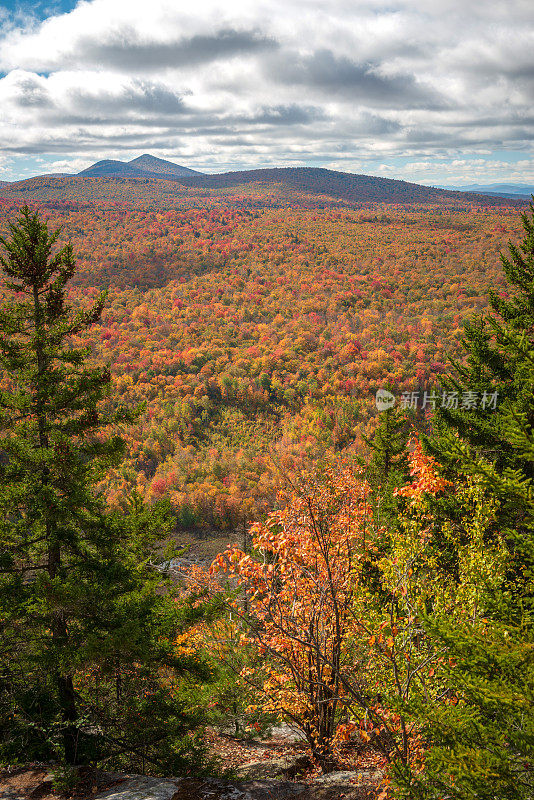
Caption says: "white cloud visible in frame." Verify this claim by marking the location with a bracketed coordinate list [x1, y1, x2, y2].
[0, 0, 532, 181]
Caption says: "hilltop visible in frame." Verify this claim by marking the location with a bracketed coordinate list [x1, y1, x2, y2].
[167, 166, 519, 205]
[0, 160, 522, 209]
[79, 153, 204, 179]
[76, 155, 520, 205]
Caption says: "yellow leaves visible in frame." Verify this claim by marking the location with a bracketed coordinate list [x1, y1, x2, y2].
[205, 466, 380, 759]
[174, 631, 200, 656]
[239, 666, 254, 679]
[376, 785, 392, 800]
[209, 553, 226, 574]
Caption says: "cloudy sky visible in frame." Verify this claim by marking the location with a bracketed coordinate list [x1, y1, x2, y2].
[0, 0, 533, 184]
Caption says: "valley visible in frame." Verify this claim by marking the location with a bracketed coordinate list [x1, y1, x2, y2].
[0, 172, 524, 530]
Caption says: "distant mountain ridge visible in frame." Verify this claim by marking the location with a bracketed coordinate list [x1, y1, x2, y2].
[442, 182, 534, 200]
[79, 154, 203, 179]
[0, 154, 526, 208]
[75, 159, 527, 206]
[448, 182, 534, 193]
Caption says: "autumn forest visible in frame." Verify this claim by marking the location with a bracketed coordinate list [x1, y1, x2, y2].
[0, 190, 522, 528]
[0, 175, 532, 800]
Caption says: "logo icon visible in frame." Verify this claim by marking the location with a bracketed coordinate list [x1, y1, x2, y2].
[376, 389, 396, 412]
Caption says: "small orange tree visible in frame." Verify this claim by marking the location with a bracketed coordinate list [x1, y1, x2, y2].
[212, 468, 375, 772]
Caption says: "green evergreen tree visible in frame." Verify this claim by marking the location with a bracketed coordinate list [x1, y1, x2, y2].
[424, 201, 534, 561]
[363, 404, 410, 523]
[0, 207, 208, 770]
[365, 405, 409, 482]
[394, 202, 534, 799]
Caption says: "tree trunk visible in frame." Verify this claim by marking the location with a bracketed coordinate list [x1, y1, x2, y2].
[57, 673, 80, 764]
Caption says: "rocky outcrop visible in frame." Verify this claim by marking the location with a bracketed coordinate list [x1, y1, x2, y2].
[91, 772, 378, 800]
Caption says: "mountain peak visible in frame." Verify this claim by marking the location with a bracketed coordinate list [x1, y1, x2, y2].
[129, 154, 162, 165]
[62, 160, 522, 206]
[128, 154, 203, 176]
[78, 154, 204, 179]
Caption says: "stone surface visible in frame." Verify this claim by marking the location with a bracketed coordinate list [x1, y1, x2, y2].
[91, 773, 377, 800]
[307, 769, 383, 799]
[170, 778, 307, 799]
[267, 724, 306, 743]
[94, 775, 180, 800]
[235, 754, 311, 781]
[0, 767, 377, 800]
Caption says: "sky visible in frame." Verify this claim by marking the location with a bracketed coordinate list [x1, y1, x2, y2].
[0, 0, 533, 185]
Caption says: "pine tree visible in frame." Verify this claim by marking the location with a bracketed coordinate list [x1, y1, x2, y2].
[395, 202, 534, 799]
[0, 207, 207, 769]
[423, 200, 534, 560]
[363, 404, 410, 524]
[366, 406, 409, 483]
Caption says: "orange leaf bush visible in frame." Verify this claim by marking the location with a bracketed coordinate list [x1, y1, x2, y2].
[211, 467, 376, 772]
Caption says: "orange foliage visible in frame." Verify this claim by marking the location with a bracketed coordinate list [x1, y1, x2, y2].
[394, 439, 452, 504]
[211, 469, 376, 771]
[0, 192, 523, 526]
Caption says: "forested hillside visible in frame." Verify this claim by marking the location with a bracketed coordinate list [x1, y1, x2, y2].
[0, 168, 520, 208]
[0, 192, 523, 528]
[0, 184, 532, 800]
[0, 176, 344, 209]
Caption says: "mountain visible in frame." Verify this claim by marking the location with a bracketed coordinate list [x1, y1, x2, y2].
[163, 167, 517, 205]
[75, 156, 525, 206]
[2, 153, 529, 207]
[78, 155, 203, 179]
[0, 164, 526, 208]
[76, 160, 526, 206]
[442, 183, 534, 200]
[128, 154, 203, 177]
[78, 159, 150, 178]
